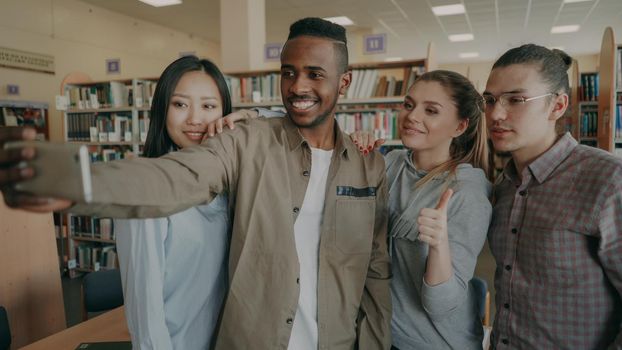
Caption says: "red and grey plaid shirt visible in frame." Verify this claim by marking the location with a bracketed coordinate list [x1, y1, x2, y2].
[489, 133, 622, 349]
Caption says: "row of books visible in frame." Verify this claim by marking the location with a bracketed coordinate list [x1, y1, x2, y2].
[71, 216, 115, 240]
[0, 105, 48, 140]
[615, 104, 622, 139]
[134, 80, 157, 108]
[335, 110, 400, 141]
[224, 65, 425, 103]
[345, 66, 425, 100]
[65, 81, 132, 109]
[580, 73, 599, 102]
[75, 244, 117, 271]
[226, 73, 281, 104]
[580, 110, 598, 138]
[66, 113, 135, 142]
[617, 47, 622, 90]
[88, 145, 134, 162]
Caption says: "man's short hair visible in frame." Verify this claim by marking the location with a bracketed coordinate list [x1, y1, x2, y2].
[286, 17, 349, 73]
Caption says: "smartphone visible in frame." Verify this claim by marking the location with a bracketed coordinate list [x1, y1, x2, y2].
[3, 141, 93, 203]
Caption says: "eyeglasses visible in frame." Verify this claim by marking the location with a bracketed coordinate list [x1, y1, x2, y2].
[482, 92, 558, 111]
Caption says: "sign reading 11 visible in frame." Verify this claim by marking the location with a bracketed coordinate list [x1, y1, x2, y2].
[364, 34, 386, 54]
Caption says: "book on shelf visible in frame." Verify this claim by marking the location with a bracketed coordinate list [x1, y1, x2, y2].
[335, 110, 399, 141]
[65, 81, 133, 109]
[139, 110, 151, 142]
[616, 104, 622, 140]
[580, 110, 598, 138]
[134, 80, 157, 108]
[346, 65, 425, 100]
[66, 112, 133, 142]
[75, 244, 117, 271]
[226, 73, 281, 104]
[617, 46, 622, 91]
[0, 101, 49, 140]
[580, 73, 599, 102]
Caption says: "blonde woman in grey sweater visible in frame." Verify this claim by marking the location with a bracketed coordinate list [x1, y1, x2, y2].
[352, 70, 492, 349]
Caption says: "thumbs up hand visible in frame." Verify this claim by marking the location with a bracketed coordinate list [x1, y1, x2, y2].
[417, 188, 453, 249]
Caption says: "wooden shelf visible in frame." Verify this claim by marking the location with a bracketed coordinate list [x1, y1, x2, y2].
[68, 141, 135, 146]
[66, 107, 133, 113]
[579, 101, 598, 106]
[71, 236, 116, 244]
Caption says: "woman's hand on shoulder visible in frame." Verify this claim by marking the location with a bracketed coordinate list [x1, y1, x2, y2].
[203, 109, 259, 141]
[349, 131, 385, 156]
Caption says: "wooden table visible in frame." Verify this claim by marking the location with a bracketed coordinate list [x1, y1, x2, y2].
[19, 307, 129, 350]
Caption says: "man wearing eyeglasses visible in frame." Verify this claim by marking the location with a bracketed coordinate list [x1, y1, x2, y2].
[484, 45, 622, 349]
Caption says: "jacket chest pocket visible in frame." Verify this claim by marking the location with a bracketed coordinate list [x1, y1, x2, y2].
[335, 198, 376, 255]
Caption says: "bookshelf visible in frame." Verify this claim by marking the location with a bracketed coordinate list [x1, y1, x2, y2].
[58, 78, 156, 277]
[0, 100, 49, 140]
[595, 27, 622, 156]
[225, 58, 434, 148]
[55, 56, 437, 275]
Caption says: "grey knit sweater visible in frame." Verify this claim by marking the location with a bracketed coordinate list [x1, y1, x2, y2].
[386, 150, 492, 350]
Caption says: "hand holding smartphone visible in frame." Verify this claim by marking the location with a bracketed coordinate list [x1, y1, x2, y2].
[3, 141, 93, 203]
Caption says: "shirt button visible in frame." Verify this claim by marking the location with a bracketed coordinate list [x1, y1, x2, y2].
[286, 318, 293, 325]
[302, 170, 310, 177]
[504, 303, 510, 309]
[502, 339, 509, 345]
[519, 190, 527, 196]
[505, 265, 512, 271]
[511, 228, 517, 234]
[296, 277, 300, 284]
[293, 207, 300, 213]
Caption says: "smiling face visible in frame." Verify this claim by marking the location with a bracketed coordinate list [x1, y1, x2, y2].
[280, 35, 351, 129]
[165, 70, 223, 148]
[484, 63, 566, 161]
[398, 80, 467, 154]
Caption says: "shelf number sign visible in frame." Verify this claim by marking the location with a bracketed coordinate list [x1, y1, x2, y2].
[265, 43, 283, 61]
[106, 58, 121, 75]
[364, 34, 386, 54]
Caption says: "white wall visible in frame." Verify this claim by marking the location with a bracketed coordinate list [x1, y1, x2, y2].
[0, 0, 220, 141]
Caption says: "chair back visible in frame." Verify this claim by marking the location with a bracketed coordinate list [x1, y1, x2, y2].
[81, 269, 124, 320]
[0, 306, 11, 350]
[470, 276, 490, 326]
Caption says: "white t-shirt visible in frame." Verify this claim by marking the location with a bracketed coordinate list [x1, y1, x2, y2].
[288, 147, 333, 350]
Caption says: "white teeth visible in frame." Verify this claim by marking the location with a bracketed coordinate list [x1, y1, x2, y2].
[292, 101, 316, 110]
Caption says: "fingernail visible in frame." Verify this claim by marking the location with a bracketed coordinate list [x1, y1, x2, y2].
[363, 150, 368, 155]
[359, 146, 363, 151]
[368, 145, 373, 150]
[217, 128, 222, 133]
[209, 133, 214, 137]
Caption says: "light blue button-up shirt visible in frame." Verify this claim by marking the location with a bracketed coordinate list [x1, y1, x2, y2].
[115, 194, 230, 350]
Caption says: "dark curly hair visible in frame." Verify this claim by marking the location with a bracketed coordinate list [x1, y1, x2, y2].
[286, 17, 349, 73]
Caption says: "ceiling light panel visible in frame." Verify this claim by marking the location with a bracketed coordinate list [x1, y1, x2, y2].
[323, 16, 354, 26]
[448, 33, 474, 42]
[432, 4, 466, 16]
[138, 0, 182, 7]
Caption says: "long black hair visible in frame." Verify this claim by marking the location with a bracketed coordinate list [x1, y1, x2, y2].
[143, 56, 232, 158]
